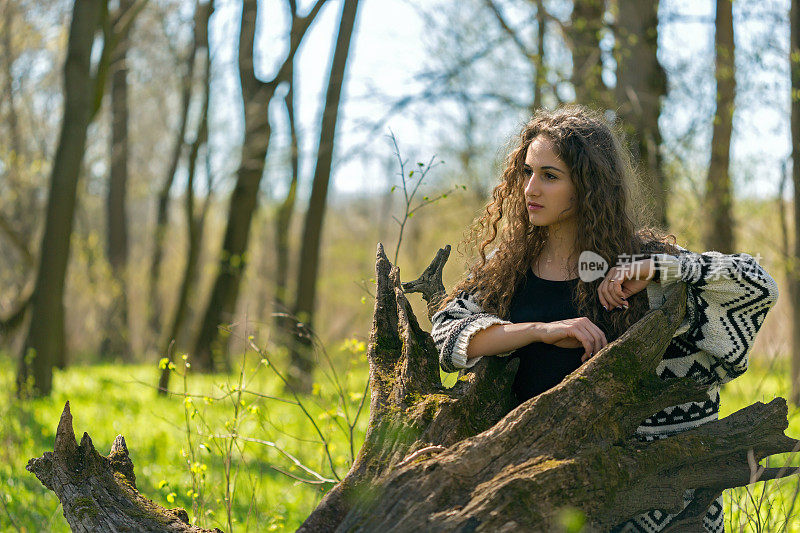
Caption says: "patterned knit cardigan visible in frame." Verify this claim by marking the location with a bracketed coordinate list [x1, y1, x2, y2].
[430, 247, 779, 441]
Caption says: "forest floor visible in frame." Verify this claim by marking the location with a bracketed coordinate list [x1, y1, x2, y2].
[1, 350, 800, 532]
[0, 345, 371, 533]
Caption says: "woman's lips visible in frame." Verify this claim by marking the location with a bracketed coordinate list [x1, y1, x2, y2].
[528, 203, 543, 211]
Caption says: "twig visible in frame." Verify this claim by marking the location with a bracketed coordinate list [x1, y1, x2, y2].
[229, 435, 336, 483]
[387, 131, 450, 265]
[270, 465, 333, 485]
[0, 492, 21, 533]
[248, 339, 342, 481]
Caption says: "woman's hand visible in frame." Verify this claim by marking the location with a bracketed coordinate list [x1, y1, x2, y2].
[598, 258, 655, 311]
[536, 317, 608, 363]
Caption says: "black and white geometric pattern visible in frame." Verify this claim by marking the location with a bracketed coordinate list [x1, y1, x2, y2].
[430, 290, 511, 373]
[651, 250, 778, 386]
[430, 248, 778, 531]
[613, 492, 724, 532]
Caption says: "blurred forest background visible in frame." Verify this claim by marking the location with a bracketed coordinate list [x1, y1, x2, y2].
[2, 0, 800, 531]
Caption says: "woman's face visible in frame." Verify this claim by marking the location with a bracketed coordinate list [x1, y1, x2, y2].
[522, 136, 577, 228]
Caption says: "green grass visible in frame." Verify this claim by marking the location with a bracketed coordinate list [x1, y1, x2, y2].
[721, 355, 800, 532]
[0, 344, 370, 533]
[2, 351, 800, 532]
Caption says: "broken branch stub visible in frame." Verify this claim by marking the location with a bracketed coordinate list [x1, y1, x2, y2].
[26, 401, 221, 533]
[401, 244, 450, 320]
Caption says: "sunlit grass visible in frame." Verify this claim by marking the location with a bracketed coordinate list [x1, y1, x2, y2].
[1, 349, 799, 531]
[722, 355, 800, 532]
[0, 345, 369, 533]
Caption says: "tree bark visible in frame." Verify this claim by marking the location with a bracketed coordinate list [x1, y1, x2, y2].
[16, 0, 103, 396]
[272, 63, 300, 350]
[191, 0, 273, 372]
[704, 0, 736, 254]
[570, 0, 611, 108]
[309, 244, 798, 531]
[1, 0, 22, 162]
[148, 1, 203, 353]
[102, 0, 134, 361]
[289, 0, 360, 392]
[192, 0, 327, 372]
[790, 0, 800, 405]
[0, 278, 33, 337]
[533, 0, 546, 111]
[614, 0, 668, 229]
[159, 11, 213, 394]
[1, 0, 37, 339]
[27, 402, 222, 533]
[29, 244, 798, 531]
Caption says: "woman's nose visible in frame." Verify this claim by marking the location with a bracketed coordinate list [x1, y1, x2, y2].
[524, 175, 539, 196]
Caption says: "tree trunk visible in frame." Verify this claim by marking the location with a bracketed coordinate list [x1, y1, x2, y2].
[704, 0, 736, 254]
[1, 0, 38, 284]
[790, 0, 800, 405]
[570, 0, 611, 108]
[191, 0, 274, 372]
[29, 244, 799, 530]
[1, 0, 36, 340]
[272, 64, 300, 351]
[159, 17, 213, 394]
[102, 0, 134, 361]
[533, 0, 546, 112]
[16, 0, 103, 396]
[1, 0, 22, 163]
[148, 1, 202, 353]
[614, 0, 668, 229]
[26, 402, 222, 533]
[289, 0, 360, 392]
[192, 0, 327, 371]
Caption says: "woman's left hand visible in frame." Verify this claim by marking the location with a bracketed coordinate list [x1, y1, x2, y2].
[598, 258, 655, 311]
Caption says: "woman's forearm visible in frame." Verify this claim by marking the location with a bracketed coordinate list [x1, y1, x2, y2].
[466, 322, 543, 359]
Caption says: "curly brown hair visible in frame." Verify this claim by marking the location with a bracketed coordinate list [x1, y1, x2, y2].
[444, 104, 681, 343]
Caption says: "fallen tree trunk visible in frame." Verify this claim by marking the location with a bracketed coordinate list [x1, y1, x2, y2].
[29, 243, 798, 532]
[26, 401, 221, 533]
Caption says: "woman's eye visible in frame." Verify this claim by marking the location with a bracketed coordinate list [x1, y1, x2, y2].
[522, 168, 557, 180]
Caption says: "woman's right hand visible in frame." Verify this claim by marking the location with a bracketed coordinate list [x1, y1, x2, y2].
[536, 317, 608, 363]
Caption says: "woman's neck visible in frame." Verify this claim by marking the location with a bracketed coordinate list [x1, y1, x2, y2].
[535, 222, 579, 278]
[541, 221, 578, 261]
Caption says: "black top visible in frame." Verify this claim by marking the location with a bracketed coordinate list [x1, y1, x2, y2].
[507, 267, 584, 404]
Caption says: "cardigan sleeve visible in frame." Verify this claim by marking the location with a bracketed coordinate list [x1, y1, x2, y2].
[430, 290, 512, 373]
[651, 249, 779, 384]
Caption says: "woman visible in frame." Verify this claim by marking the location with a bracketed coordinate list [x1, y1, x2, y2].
[430, 105, 779, 532]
